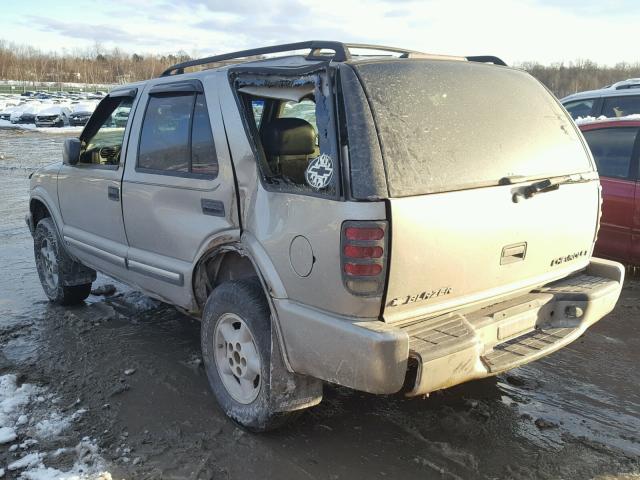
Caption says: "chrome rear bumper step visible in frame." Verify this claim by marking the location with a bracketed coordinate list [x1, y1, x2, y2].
[482, 326, 577, 373]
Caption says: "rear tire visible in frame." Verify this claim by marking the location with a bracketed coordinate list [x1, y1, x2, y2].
[201, 278, 300, 431]
[34, 217, 92, 305]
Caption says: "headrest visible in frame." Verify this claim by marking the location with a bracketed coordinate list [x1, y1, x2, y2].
[261, 118, 315, 156]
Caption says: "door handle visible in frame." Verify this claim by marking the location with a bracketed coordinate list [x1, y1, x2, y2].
[108, 186, 120, 202]
[500, 242, 527, 265]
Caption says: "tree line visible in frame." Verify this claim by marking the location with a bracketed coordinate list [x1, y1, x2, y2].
[1, 39, 639, 98]
[0, 40, 190, 85]
[522, 60, 640, 98]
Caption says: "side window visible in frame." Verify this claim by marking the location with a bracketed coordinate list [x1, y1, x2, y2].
[563, 99, 594, 119]
[79, 96, 133, 166]
[191, 94, 218, 176]
[235, 75, 340, 198]
[602, 96, 640, 118]
[582, 127, 639, 179]
[138, 94, 192, 173]
[137, 92, 218, 178]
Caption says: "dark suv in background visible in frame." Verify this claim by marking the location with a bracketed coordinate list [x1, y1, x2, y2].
[562, 78, 640, 119]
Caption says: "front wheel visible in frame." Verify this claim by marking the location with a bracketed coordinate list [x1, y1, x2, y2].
[34, 217, 93, 305]
[201, 279, 301, 431]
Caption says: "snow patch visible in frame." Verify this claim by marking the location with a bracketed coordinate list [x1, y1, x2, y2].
[575, 114, 640, 126]
[0, 374, 42, 428]
[35, 412, 71, 440]
[0, 426, 16, 444]
[0, 119, 83, 134]
[8, 452, 43, 471]
[17, 439, 111, 480]
[0, 375, 112, 479]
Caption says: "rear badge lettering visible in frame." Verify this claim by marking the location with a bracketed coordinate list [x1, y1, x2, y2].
[388, 287, 452, 307]
[550, 250, 588, 267]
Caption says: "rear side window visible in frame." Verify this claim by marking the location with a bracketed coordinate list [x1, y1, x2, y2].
[564, 99, 595, 119]
[602, 96, 640, 118]
[582, 127, 639, 179]
[191, 94, 218, 176]
[138, 92, 218, 177]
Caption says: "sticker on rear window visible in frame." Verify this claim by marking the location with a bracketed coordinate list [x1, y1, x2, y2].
[305, 153, 334, 190]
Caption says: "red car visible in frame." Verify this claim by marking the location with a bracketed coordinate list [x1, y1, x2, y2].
[579, 119, 640, 264]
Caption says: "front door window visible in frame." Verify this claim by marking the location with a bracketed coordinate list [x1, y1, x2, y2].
[79, 96, 133, 166]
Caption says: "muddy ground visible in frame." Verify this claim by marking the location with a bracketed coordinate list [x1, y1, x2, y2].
[1, 128, 640, 479]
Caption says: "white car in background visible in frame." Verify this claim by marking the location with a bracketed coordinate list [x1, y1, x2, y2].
[11, 102, 45, 124]
[69, 101, 98, 126]
[35, 105, 72, 128]
[0, 97, 20, 111]
[0, 104, 21, 122]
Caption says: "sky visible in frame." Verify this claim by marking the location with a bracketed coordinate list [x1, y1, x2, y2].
[0, 0, 638, 66]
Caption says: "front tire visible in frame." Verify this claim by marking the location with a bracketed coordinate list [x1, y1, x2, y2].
[201, 279, 299, 431]
[34, 217, 92, 305]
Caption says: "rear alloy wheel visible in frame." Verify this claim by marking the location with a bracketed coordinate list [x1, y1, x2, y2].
[213, 313, 262, 404]
[34, 217, 92, 305]
[201, 279, 301, 431]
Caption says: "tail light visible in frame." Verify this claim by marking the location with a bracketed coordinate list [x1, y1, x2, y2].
[341, 220, 388, 296]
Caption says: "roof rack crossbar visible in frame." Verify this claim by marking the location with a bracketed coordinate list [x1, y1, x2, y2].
[160, 41, 351, 77]
[466, 55, 508, 66]
[342, 43, 423, 57]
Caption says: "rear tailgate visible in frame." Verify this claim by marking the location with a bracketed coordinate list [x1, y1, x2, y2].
[384, 180, 599, 322]
[344, 59, 599, 322]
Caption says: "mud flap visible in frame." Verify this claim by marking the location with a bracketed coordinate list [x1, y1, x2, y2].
[268, 327, 322, 413]
[60, 260, 97, 287]
[58, 239, 97, 286]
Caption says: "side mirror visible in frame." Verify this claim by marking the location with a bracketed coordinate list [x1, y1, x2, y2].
[62, 138, 81, 166]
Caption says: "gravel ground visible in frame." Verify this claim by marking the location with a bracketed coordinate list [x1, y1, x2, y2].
[1, 128, 639, 479]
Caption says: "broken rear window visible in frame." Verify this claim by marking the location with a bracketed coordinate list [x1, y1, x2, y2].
[233, 72, 340, 197]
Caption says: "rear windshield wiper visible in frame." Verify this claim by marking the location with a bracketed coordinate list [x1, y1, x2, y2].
[511, 174, 595, 203]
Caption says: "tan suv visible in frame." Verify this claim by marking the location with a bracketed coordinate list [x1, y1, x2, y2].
[26, 41, 624, 431]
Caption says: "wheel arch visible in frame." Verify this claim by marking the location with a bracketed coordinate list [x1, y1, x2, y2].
[29, 189, 64, 234]
[191, 238, 293, 372]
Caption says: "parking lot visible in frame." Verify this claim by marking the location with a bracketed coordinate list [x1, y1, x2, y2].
[1, 129, 639, 479]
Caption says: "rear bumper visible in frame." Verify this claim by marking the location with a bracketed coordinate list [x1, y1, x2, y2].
[276, 258, 624, 395]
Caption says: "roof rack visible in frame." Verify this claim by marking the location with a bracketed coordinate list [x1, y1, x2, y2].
[160, 40, 507, 77]
[465, 55, 507, 67]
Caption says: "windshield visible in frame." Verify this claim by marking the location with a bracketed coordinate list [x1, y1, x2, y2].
[352, 60, 593, 197]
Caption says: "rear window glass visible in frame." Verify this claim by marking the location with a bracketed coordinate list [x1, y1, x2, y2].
[353, 60, 592, 197]
[582, 127, 638, 178]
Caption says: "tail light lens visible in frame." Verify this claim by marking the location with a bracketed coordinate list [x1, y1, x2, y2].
[341, 220, 388, 296]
